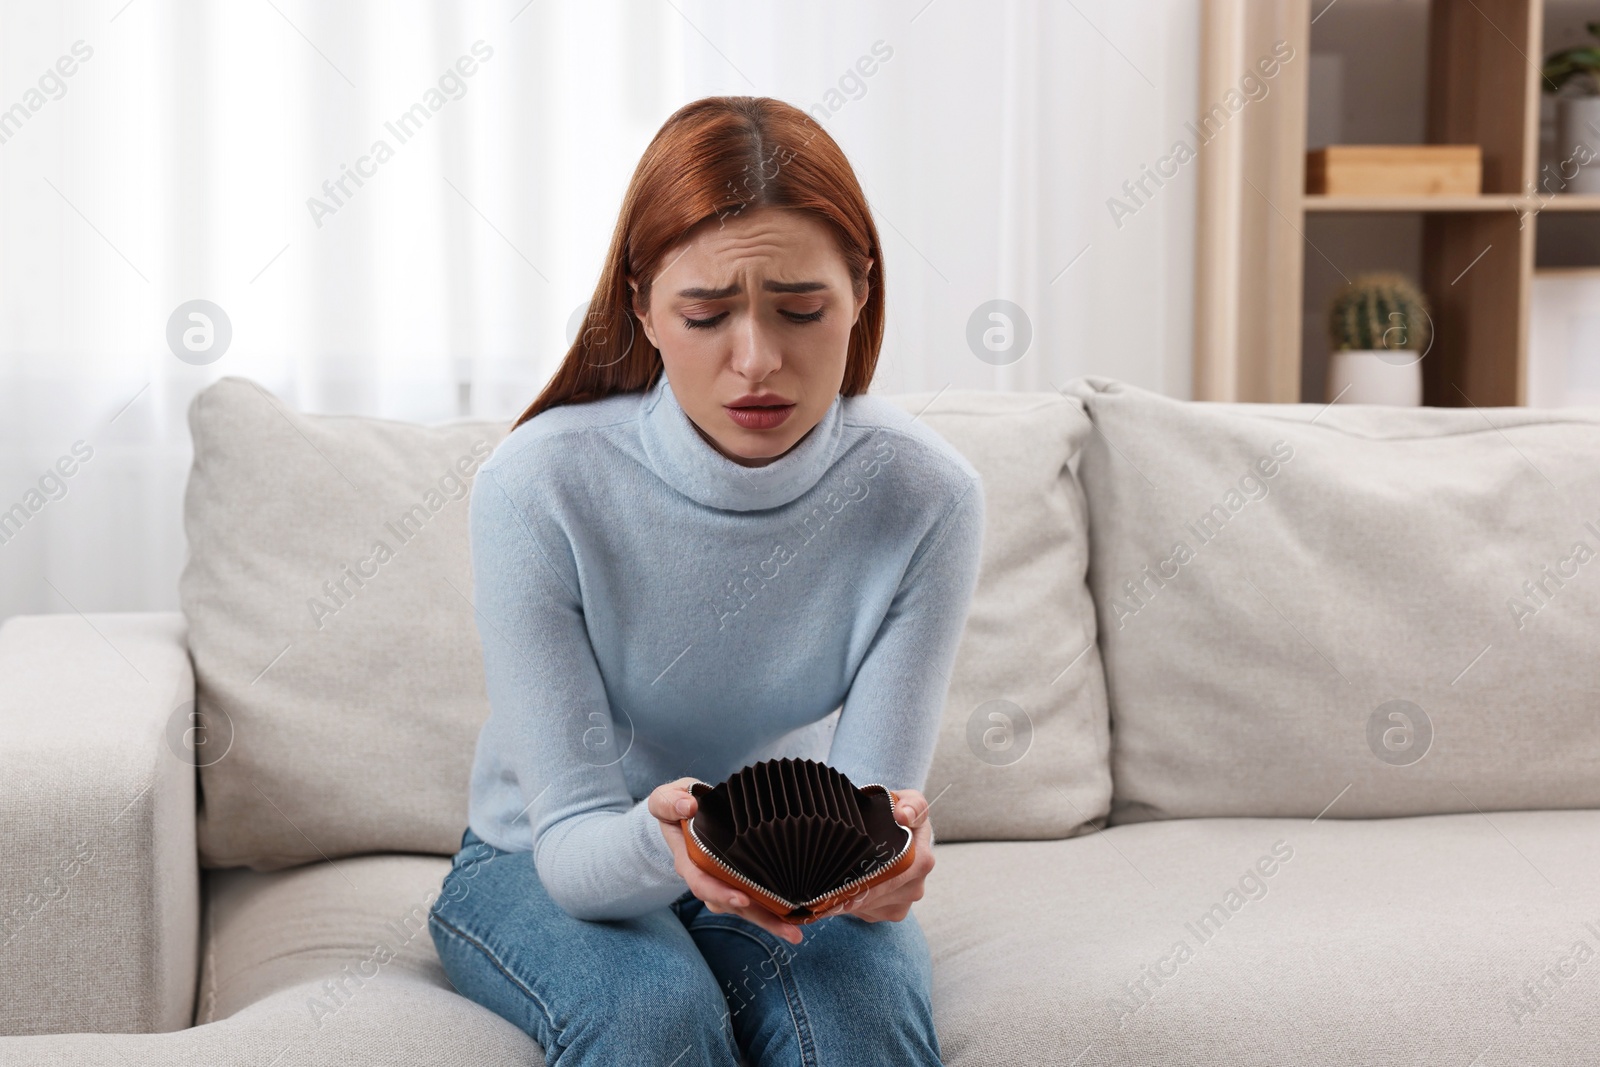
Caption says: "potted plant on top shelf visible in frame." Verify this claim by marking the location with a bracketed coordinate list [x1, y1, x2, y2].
[1325, 272, 1432, 407]
[1543, 21, 1600, 195]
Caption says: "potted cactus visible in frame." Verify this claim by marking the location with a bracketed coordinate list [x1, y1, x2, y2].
[1543, 21, 1600, 194]
[1325, 272, 1432, 406]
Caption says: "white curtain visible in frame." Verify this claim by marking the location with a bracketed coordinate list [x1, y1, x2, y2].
[0, 0, 1197, 623]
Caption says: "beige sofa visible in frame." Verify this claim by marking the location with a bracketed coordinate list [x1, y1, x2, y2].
[3, 375, 1598, 1065]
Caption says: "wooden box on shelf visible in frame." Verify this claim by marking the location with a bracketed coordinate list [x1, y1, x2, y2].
[1305, 145, 1482, 197]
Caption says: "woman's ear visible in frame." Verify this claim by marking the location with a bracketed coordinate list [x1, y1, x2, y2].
[853, 259, 874, 323]
[627, 277, 658, 349]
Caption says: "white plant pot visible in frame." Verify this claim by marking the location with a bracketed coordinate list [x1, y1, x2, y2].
[1326, 349, 1422, 406]
[1556, 96, 1600, 195]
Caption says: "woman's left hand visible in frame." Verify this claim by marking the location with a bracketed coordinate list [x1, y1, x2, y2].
[817, 788, 935, 923]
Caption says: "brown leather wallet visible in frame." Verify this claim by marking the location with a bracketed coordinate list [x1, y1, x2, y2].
[678, 756, 916, 924]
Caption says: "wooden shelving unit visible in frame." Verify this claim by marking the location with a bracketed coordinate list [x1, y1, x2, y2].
[1194, 0, 1600, 406]
[1306, 194, 1600, 212]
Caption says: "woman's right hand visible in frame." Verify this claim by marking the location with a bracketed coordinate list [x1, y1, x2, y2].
[648, 777, 805, 945]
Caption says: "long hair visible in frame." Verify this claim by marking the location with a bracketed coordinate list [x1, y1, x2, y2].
[510, 96, 885, 431]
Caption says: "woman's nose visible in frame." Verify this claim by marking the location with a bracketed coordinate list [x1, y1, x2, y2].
[727, 317, 784, 378]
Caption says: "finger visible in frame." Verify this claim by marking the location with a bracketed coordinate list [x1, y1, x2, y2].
[707, 883, 800, 940]
[716, 887, 795, 934]
[647, 787, 676, 821]
[830, 893, 867, 918]
[814, 889, 856, 918]
[866, 841, 930, 900]
[649, 782, 699, 822]
[836, 881, 910, 924]
[682, 864, 745, 910]
[704, 884, 802, 941]
[826, 891, 886, 923]
[669, 776, 703, 818]
[682, 868, 791, 940]
[892, 790, 928, 827]
[729, 899, 803, 943]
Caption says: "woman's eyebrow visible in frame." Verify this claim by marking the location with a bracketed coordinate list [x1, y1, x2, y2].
[675, 280, 830, 299]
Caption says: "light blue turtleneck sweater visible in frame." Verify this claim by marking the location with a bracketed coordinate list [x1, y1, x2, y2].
[465, 370, 984, 921]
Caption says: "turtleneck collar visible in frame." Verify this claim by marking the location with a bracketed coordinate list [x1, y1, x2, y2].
[637, 372, 845, 512]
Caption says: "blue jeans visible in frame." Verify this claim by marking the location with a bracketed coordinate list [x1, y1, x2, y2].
[428, 827, 944, 1066]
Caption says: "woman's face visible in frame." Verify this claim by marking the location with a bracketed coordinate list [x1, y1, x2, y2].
[631, 206, 871, 468]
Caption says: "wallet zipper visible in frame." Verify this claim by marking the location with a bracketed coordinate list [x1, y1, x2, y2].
[684, 782, 914, 914]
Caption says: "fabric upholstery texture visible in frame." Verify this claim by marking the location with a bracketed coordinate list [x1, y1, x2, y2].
[194, 854, 480, 1028]
[4, 851, 536, 1064]
[177, 378, 1111, 871]
[9, 812, 1597, 1064]
[179, 378, 508, 868]
[918, 809, 1600, 1065]
[881, 389, 1111, 841]
[1066, 377, 1600, 824]
[0, 612, 198, 1035]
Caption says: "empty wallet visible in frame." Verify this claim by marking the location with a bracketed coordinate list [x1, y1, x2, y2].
[678, 756, 916, 924]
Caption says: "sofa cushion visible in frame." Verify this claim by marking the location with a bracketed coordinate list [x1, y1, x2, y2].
[918, 810, 1600, 1065]
[195, 854, 468, 1024]
[180, 378, 508, 868]
[880, 390, 1109, 841]
[191, 853, 540, 1063]
[1067, 377, 1600, 823]
[179, 378, 1109, 869]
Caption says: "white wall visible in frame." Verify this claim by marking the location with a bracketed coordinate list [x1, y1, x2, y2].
[0, 0, 1199, 621]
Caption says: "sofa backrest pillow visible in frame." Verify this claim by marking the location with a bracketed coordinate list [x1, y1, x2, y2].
[882, 390, 1110, 844]
[180, 378, 506, 868]
[1067, 376, 1600, 823]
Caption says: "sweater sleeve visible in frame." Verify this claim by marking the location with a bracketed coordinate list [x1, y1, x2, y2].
[826, 473, 985, 795]
[468, 466, 688, 921]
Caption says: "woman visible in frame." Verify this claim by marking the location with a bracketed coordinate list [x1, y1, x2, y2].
[428, 96, 984, 1066]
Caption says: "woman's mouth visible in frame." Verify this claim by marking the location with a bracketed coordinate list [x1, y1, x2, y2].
[724, 398, 795, 430]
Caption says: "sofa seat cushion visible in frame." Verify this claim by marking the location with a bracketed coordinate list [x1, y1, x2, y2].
[918, 810, 1600, 1066]
[194, 853, 540, 1063]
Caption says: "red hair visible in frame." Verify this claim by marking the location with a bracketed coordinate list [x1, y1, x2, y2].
[511, 96, 885, 431]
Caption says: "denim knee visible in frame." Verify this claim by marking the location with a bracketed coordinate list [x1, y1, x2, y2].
[428, 832, 743, 1066]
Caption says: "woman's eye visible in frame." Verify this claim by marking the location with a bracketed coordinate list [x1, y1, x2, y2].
[678, 307, 825, 327]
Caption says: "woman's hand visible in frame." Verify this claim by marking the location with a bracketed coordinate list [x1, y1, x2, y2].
[812, 787, 935, 924]
[649, 777, 807, 945]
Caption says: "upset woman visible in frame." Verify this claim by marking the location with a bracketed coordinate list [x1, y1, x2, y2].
[428, 95, 984, 1067]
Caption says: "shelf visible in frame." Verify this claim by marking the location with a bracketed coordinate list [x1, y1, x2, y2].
[1304, 194, 1600, 213]
[1535, 265, 1600, 277]
[1194, 0, 1578, 407]
[1519, 195, 1600, 212]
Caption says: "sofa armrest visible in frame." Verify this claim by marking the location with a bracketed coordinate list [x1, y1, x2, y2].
[0, 612, 199, 1035]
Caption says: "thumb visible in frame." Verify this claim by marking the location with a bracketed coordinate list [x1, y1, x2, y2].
[650, 777, 702, 821]
[892, 790, 928, 827]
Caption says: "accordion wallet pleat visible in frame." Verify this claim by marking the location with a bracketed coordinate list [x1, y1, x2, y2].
[678, 757, 917, 924]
